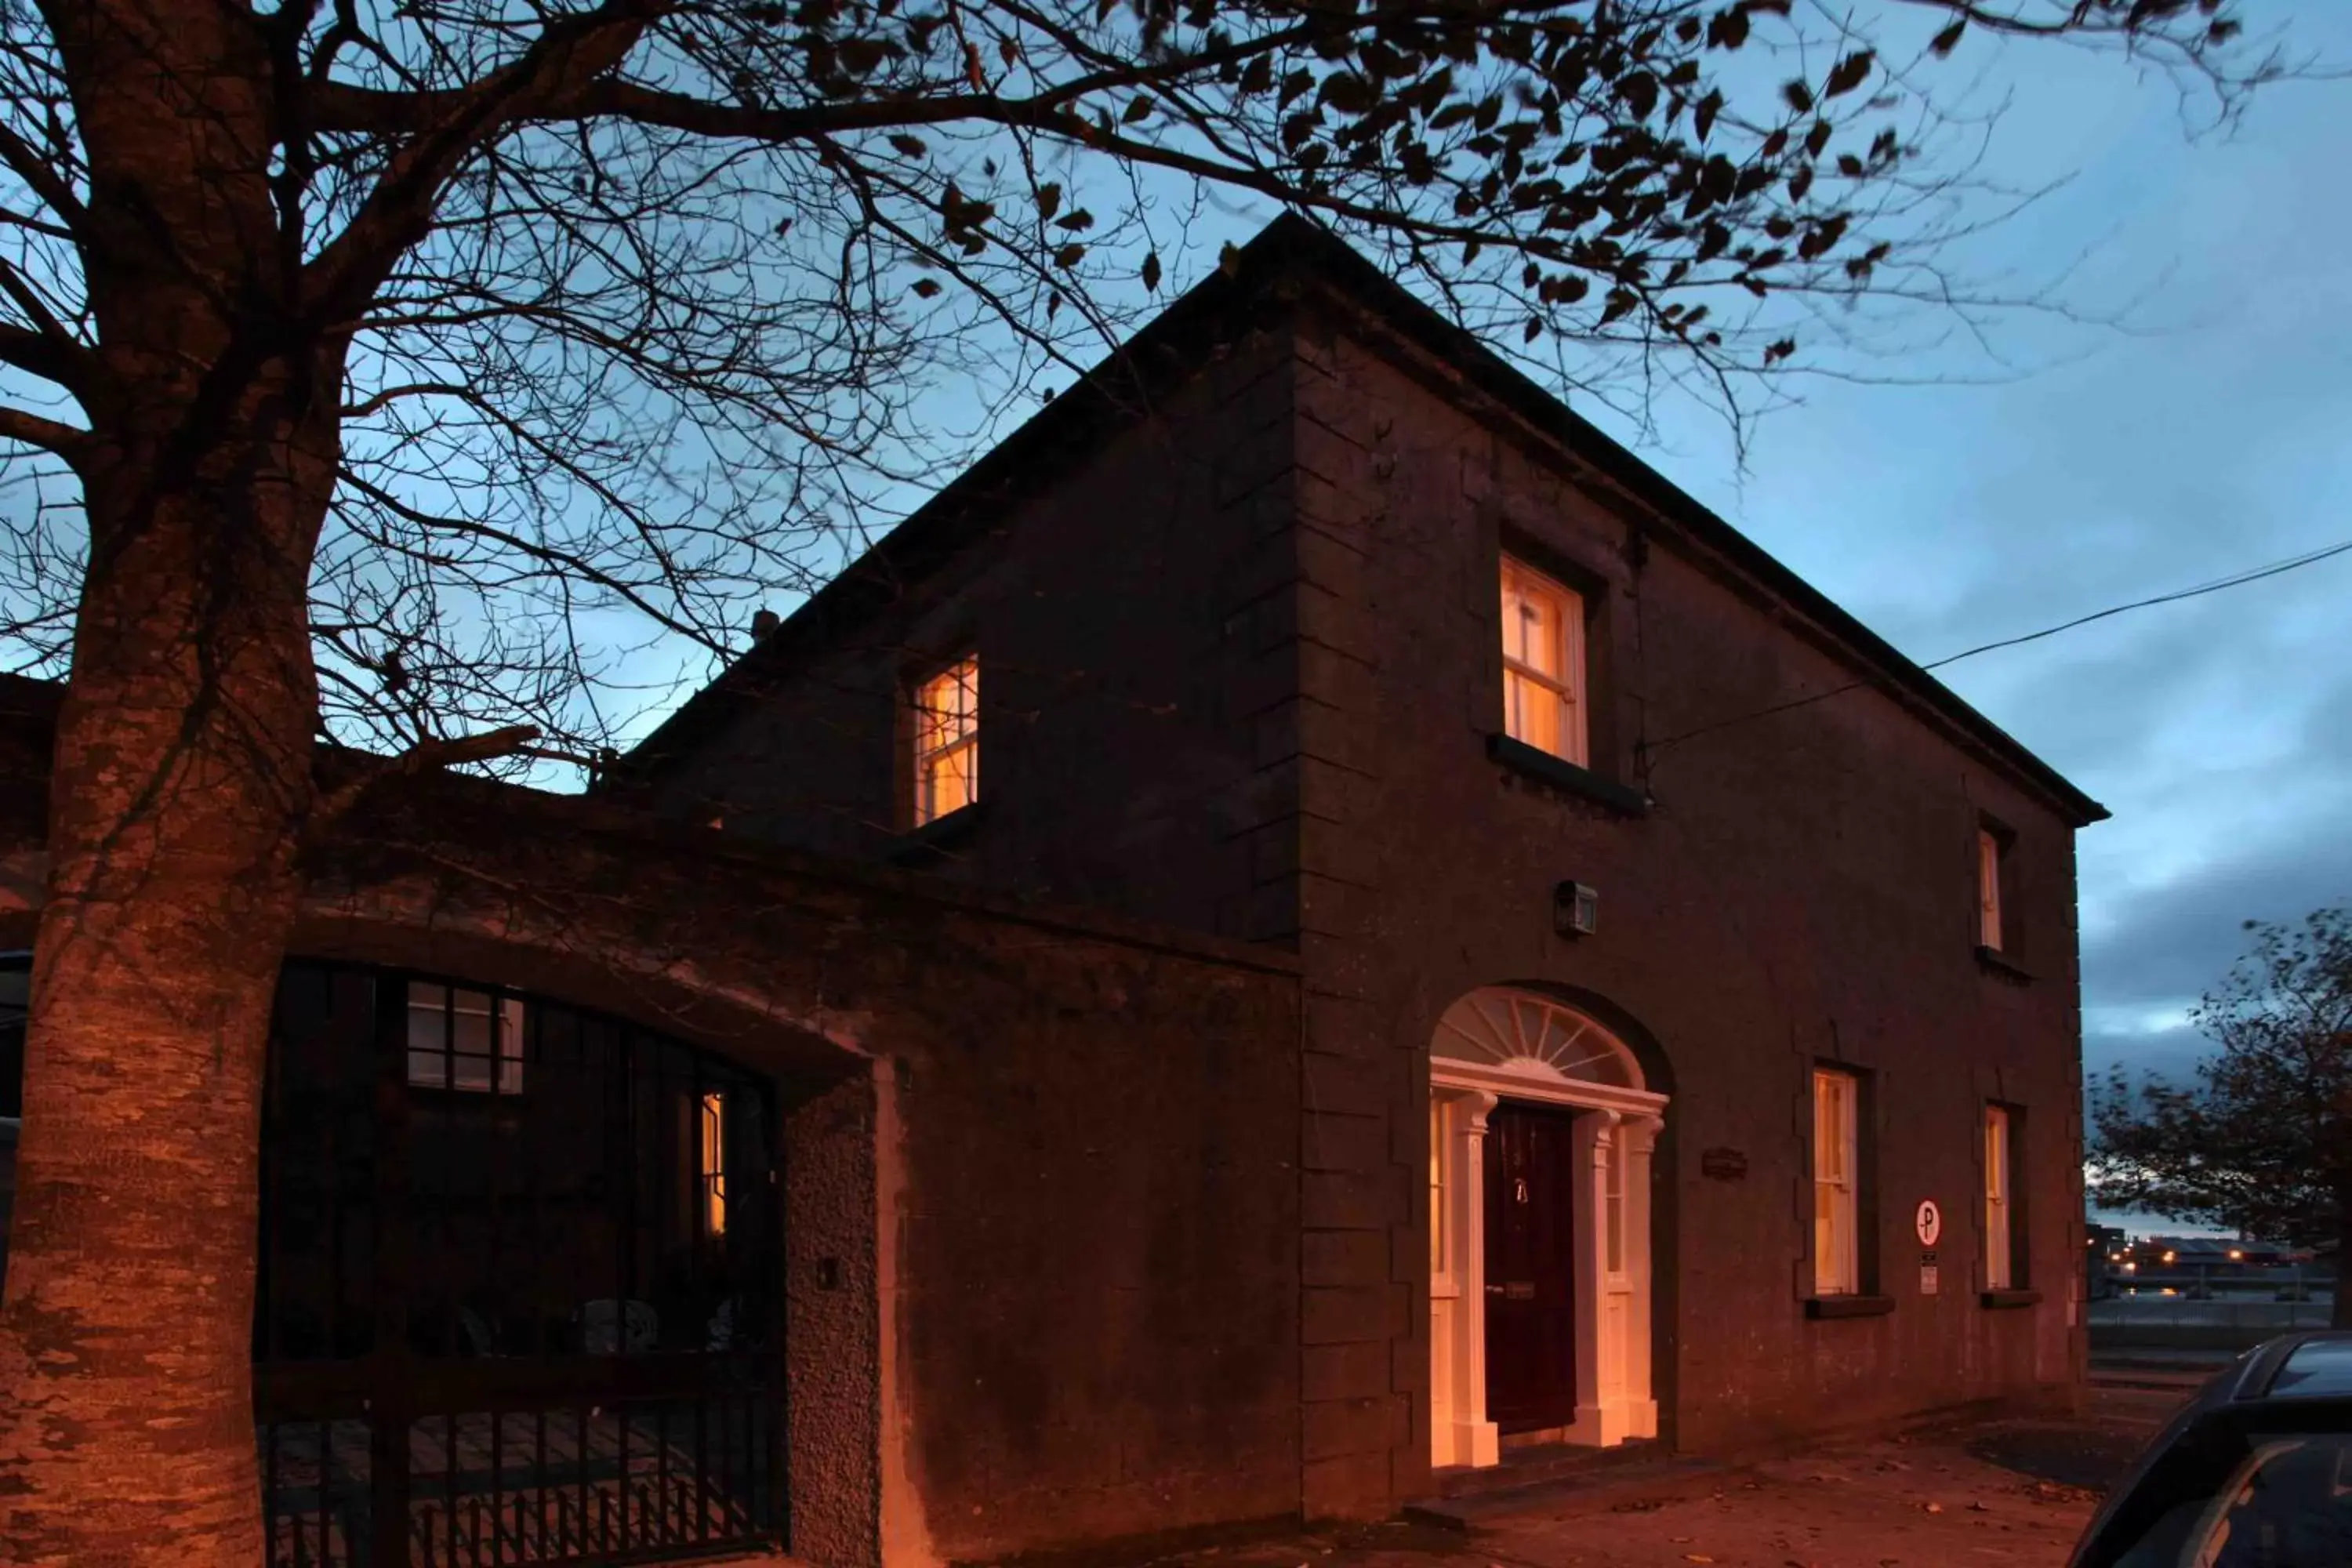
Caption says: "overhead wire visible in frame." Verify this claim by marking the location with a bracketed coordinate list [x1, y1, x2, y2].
[1641, 533, 2352, 758]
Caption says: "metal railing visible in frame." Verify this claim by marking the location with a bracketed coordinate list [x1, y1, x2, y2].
[252, 960, 785, 1568]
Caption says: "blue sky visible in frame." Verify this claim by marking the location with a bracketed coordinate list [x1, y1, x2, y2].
[619, 11, 2349, 1225]
[661, 11, 2350, 1116]
[779, 13, 2351, 1103]
[1154, 16, 2351, 1102]
[1598, 16, 2352, 1100]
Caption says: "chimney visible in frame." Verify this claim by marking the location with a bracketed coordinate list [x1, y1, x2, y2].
[750, 608, 781, 643]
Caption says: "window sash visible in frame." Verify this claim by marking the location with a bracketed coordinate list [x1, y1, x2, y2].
[700, 1091, 728, 1240]
[913, 655, 980, 825]
[1977, 829, 2004, 950]
[404, 983, 525, 1094]
[1604, 1131, 1626, 1277]
[1428, 1100, 1448, 1283]
[1813, 1069, 1860, 1296]
[1500, 557, 1588, 767]
[1985, 1105, 2014, 1290]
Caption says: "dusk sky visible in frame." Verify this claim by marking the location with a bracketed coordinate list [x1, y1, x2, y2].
[1592, 15, 2352, 1101]
[1117, 14, 2352, 1108]
[619, 9, 2351, 1126]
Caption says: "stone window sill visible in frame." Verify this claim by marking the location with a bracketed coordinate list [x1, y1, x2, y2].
[1980, 1288, 2043, 1310]
[1805, 1294, 1896, 1320]
[1975, 945, 2033, 985]
[889, 800, 987, 866]
[1487, 733, 1649, 818]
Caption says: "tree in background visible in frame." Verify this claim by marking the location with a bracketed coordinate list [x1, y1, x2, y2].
[2091, 906, 2352, 1329]
[0, 0, 2297, 1559]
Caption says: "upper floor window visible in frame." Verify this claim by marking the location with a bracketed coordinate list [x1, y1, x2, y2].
[1500, 556, 1587, 768]
[405, 982, 524, 1094]
[1813, 1066, 1861, 1297]
[1976, 826, 2008, 951]
[912, 654, 979, 826]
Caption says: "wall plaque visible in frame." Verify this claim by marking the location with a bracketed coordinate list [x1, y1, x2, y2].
[1700, 1147, 1748, 1181]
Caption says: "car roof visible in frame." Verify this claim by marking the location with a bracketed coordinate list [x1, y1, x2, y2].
[2265, 1333, 2352, 1399]
[2223, 1330, 2352, 1403]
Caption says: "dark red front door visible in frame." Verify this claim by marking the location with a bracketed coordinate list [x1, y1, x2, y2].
[1484, 1103, 1577, 1432]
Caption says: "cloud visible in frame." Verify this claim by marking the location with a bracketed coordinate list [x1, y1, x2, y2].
[2078, 825, 2352, 1021]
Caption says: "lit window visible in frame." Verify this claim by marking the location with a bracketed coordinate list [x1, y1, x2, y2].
[700, 1091, 728, 1239]
[1813, 1068, 1860, 1296]
[1977, 828, 2005, 950]
[1500, 557, 1587, 767]
[913, 655, 979, 826]
[1429, 1100, 1446, 1279]
[1604, 1130, 1626, 1276]
[1985, 1105, 2018, 1290]
[405, 982, 524, 1094]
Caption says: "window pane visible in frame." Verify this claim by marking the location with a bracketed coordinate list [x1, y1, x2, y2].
[922, 742, 977, 821]
[700, 1092, 728, 1238]
[404, 982, 524, 1094]
[1978, 830, 2004, 949]
[1814, 1069, 1859, 1294]
[1814, 1182, 1846, 1295]
[1504, 670, 1560, 754]
[913, 657, 980, 826]
[1605, 1135, 1625, 1275]
[1504, 582, 1560, 677]
[1986, 1106, 2013, 1289]
[1428, 1102, 1446, 1278]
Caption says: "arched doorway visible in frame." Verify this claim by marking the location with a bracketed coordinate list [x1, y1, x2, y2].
[252, 958, 786, 1566]
[1428, 988, 1667, 1468]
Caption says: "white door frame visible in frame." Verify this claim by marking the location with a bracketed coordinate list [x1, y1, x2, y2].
[1430, 1055, 1666, 1468]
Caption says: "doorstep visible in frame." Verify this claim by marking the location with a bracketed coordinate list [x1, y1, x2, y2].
[1406, 1443, 1727, 1529]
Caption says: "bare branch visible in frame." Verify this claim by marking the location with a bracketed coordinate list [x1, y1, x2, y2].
[0, 404, 86, 459]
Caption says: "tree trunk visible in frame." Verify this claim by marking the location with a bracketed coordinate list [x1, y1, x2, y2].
[0, 396, 337, 1563]
[0, 0, 345, 1556]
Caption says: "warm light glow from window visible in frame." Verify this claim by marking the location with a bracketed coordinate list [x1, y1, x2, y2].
[1429, 1100, 1446, 1279]
[913, 655, 979, 826]
[700, 1091, 728, 1238]
[1977, 829, 2004, 950]
[405, 983, 525, 1094]
[1500, 557, 1587, 767]
[1984, 1105, 2013, 1290]
[1604, 1130, 1626, 1276]
[1813, 1068, 1860, 1296]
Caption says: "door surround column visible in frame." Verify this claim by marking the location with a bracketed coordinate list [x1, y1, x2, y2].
[1429, 1088, 1499, 1469]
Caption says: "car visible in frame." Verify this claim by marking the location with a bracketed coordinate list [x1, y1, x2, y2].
[2070, 1330, 2352, 1567]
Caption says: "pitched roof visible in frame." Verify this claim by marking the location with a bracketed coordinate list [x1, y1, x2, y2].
[620, 213, 2107, 827]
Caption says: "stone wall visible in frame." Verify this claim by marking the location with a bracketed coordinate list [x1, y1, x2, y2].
[0, 735, 1305, 1568]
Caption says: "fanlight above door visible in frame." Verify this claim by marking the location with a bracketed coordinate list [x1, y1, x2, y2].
[1432, 990, 1640, 1090]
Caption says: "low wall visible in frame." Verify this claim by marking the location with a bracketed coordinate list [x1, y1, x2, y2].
[2089, 1297, 2338, 1352]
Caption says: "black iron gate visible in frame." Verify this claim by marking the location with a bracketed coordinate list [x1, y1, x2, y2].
[254, 960, 784, 1567]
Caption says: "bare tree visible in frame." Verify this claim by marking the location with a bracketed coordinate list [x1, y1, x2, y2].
[0, 0, 2292, 1560]
[2091, 906, 2352, 1329]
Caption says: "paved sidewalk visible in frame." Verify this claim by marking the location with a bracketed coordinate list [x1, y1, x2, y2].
[1128, 1390, 2187, 1568]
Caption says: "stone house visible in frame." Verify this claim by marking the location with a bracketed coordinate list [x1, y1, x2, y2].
[618, 214, 2107, 1551]
[0, 213, 2104, 1568]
